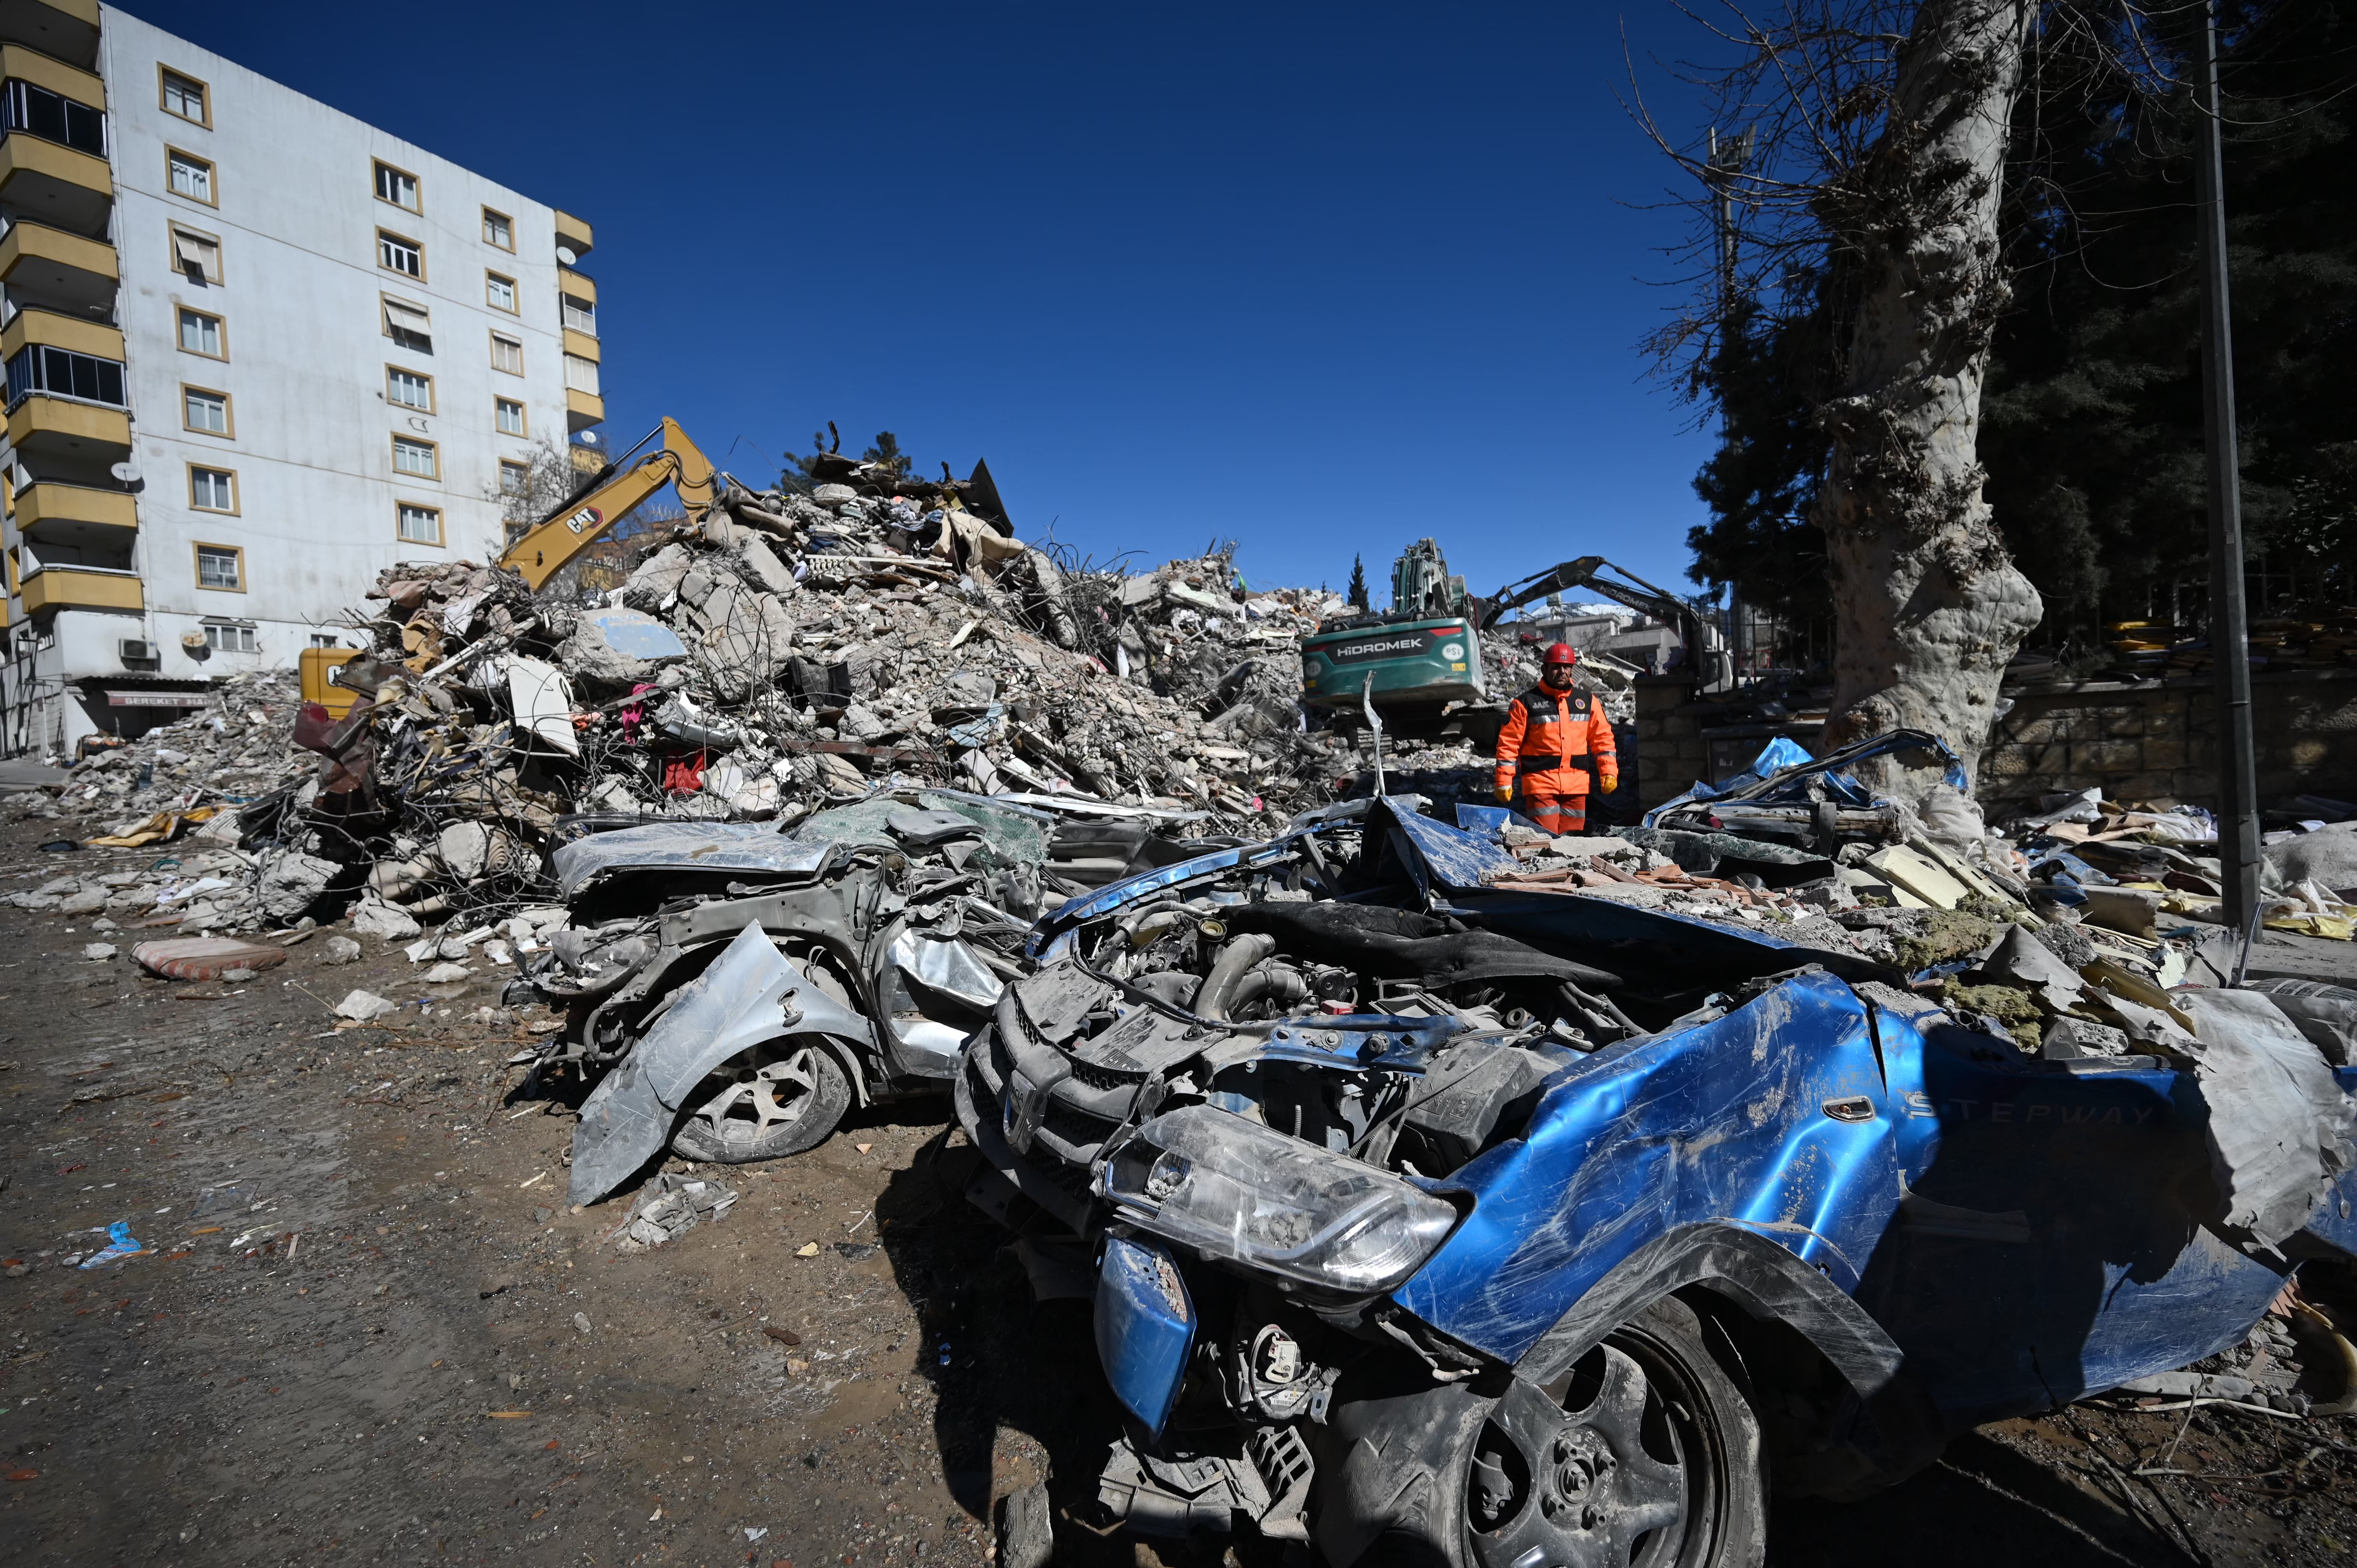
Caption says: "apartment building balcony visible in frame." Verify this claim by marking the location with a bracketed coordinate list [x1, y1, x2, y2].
[14, 477, 131, 549]
[0, 41, 102, 109]
[554, 210, 594, 263]
[557, 266, 595, 305]
[0, 217, 114, 313]
[0, 1, 98, 71]
[5, 390, 127, 460]
[0, 303, 118, 360]
[565, 387, 605, 433]
[562, 327, 599, 364]
[569, 443, 605, 476]
[19, 560, 137, 615]
[0, 129, 110, 236]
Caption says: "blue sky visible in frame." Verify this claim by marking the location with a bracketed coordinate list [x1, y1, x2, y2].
[118, 1, 1729, 602]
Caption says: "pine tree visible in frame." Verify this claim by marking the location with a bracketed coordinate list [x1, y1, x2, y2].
[1347, 554, 1371, 611]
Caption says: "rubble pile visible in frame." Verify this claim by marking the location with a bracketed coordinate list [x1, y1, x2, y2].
[1, 476, 1379, 937]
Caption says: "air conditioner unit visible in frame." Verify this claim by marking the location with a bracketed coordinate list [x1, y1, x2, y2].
[119, 639, 156, 662]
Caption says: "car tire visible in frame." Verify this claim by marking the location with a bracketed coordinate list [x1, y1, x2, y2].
[669, 1038, 851, 1164]
[1352, 1296, 1766, 1568]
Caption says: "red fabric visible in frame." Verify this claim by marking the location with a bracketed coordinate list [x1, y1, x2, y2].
[660, 752, 707, 794]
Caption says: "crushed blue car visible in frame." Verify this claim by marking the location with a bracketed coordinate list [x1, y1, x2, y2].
[955, 795, 2357, 1564]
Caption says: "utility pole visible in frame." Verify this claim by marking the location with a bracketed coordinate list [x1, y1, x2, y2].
[2195, 2, 2262, 933]
[1706, 127, 1752, 692]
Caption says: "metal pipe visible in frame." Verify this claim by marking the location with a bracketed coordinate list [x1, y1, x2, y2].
[2196, 2, 2263, 933]
[1360, 671, 1387, 798]
[1194, 932, 1279, 1022]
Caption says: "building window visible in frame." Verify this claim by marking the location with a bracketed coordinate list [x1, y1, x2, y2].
[195, 545, 243, 591]
[489, 333, 523, 375]
[485, 271, 516, 313]
[495, 397, 526, 437]
[189, 465, 237, 512]
[563, 353, 600, 396]
[203, 620, 257, 652]
[392, 434, 438, 479]
[172, 225, 221, 283]
[159, 68, 208, 127]
[561, 294, 597, 336]
[500, 458, 530, 496]
[377, 230, 422, 279]
[482, 207, 512, 249]
[382, 295, 432, 353]
[397, 502, 443, 546]
[166, 147, 214, 204]
[182, 385, 231, 436]
[386, 366, 433, 411]
[309, 633, 341, 649]
[4, 80, 104, 156]
[6, 344, 125, 407]
[373, 160, 419, 212]
[177, 307, 224, 359]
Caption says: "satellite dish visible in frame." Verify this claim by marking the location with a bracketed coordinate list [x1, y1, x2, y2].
[110, 462, 143, 492]
[577, 431, 599, 446]
[555, 245, 578, 267]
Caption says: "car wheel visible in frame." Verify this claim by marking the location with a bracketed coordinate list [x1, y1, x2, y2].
[1464, 1297, 1764, 1568]
[1345, 1296, 1764, 1568]
[670, 1038, 850, 1163]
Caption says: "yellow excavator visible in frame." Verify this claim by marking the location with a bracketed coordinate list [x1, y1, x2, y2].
[498, 417, 720, 592]
[301, 419, 722, 713]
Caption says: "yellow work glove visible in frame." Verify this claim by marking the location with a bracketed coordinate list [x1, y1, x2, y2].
[1493, 784, 1513, 804]
[1599, 773, 1620, 795]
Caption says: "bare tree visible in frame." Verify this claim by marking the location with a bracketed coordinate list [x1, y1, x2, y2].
[1636, 0, 2159, 795]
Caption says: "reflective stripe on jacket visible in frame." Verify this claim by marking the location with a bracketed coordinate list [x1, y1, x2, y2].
[1493, 684, 1616, 796]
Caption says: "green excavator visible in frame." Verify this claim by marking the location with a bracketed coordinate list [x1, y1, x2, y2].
[1299, 540, 1727, 743]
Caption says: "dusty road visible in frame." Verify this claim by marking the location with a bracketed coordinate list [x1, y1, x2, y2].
[2, 820, 2354, 1567]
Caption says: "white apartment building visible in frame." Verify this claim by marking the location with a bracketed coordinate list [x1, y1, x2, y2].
[0, 2, 608, 754]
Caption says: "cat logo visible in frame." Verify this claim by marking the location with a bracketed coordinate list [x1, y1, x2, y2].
[562, 504, 604, 535]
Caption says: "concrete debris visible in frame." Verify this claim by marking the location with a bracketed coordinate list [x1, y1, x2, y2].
[610, 1172, 740, 1253]
[334, 990, 401, 1022]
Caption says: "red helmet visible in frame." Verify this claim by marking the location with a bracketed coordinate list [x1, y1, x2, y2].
[1542, 643, 1579, 667]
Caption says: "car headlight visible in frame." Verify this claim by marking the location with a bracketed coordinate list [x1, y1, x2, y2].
[1099, 1105, 1458, 1295]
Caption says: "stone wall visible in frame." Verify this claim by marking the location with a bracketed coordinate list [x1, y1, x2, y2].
[1631, 669, 2357, 813]
[1981, 669, 2357, 814]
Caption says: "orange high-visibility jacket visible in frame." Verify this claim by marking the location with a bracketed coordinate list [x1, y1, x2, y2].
[1494, 683, 1616, 797]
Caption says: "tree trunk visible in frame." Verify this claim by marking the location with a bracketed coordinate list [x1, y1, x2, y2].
[1818, 0, 2044, 798]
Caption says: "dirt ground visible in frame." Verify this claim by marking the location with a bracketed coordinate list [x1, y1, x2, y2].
[4, 820, 2357, 1567]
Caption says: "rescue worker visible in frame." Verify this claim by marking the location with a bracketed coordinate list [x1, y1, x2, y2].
[1493, 643, 1617, 834]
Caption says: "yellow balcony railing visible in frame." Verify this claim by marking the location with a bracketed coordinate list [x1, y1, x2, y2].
[0, 3, 99, 71]
[557, 265, 595, 304]
[6, 392, 128, 456]
[0, 131, 109, 235]
[554, 210, 594, 258]
[0, 41, 102, 107]
[0, 218, 116, 304]
[0, 305, 118, 360]
[565, 387, 604, 431]
[561, 327, 599, 363]
[19, 562, 139, 615]
[15, 479, 132, 531]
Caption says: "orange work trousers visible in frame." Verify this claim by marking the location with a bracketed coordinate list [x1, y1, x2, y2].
[1516, 789, 1589, 836]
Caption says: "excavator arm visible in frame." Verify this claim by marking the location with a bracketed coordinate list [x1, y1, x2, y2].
[1477, 555, 1731, 685]
[497, 417, 721, 591]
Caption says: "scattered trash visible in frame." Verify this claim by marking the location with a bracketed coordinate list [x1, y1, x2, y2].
[78, 1222, 141, 1269]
